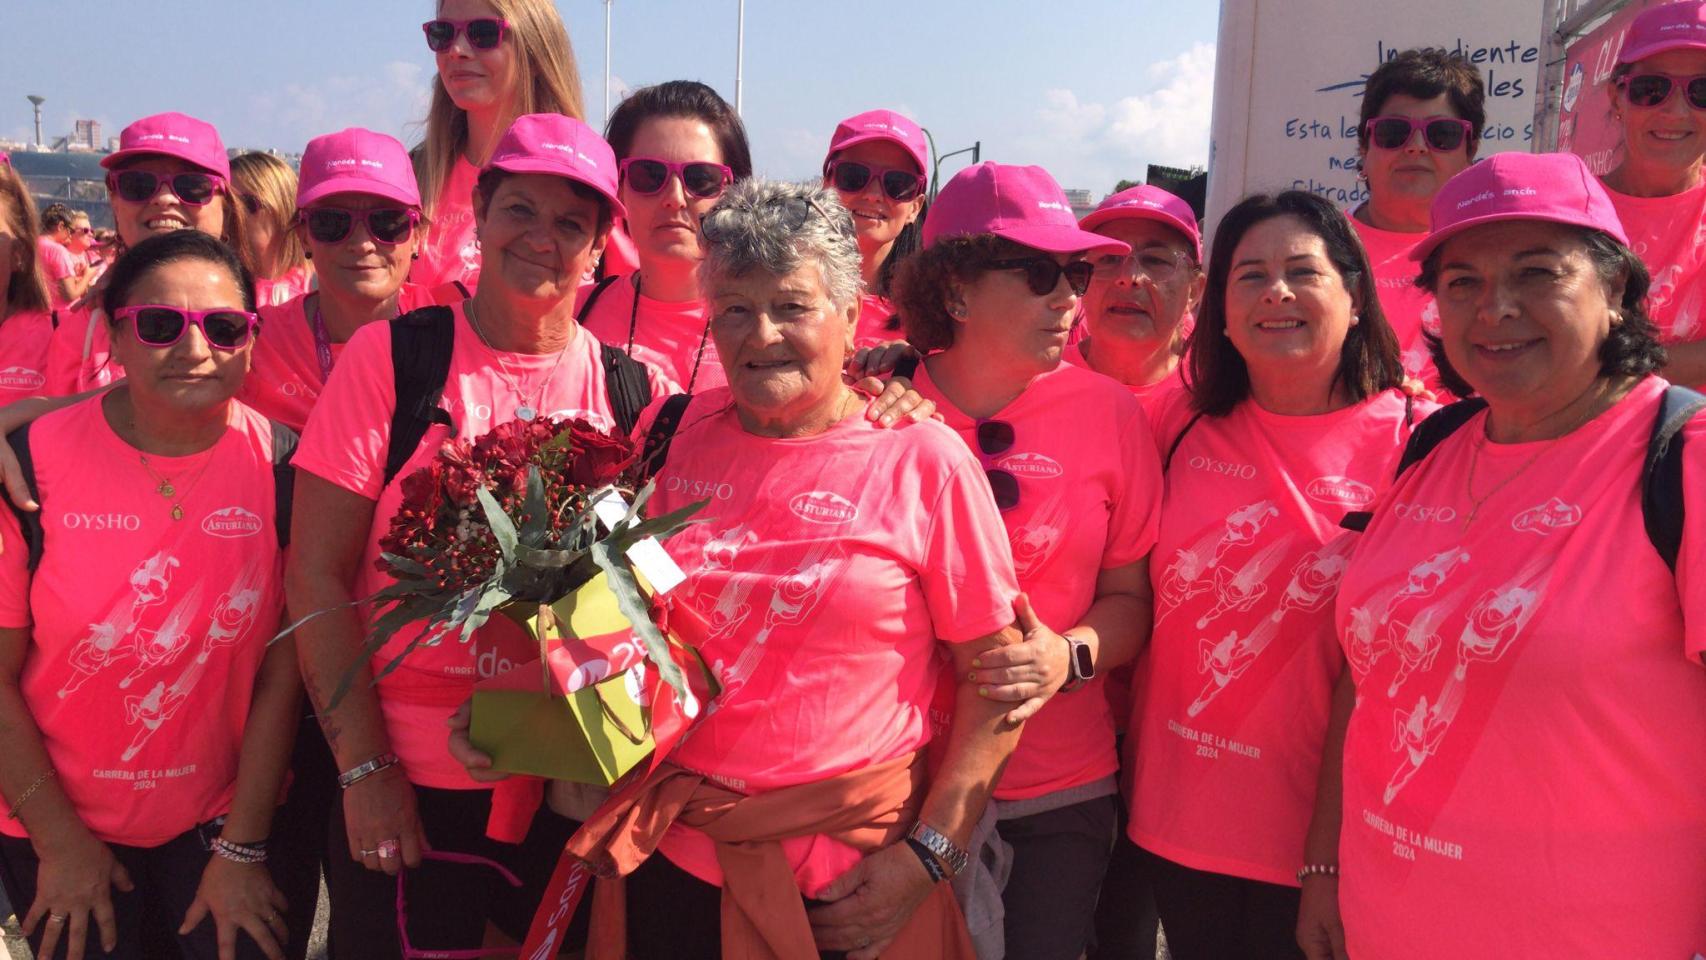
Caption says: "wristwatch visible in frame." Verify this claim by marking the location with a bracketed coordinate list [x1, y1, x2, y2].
[1060, 632, 1094, 692]
[906, 821, 970, 878]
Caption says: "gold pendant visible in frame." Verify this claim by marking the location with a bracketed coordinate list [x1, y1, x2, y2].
[157, 481, 175, 498]
[171, 504, 183, 521]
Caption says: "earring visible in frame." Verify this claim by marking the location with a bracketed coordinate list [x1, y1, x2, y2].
[949, 302, 967, 319]
[1350, 313, 1361, 326]
[303, 250, 312, 260]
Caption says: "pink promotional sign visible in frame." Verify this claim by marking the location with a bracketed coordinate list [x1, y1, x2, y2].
[1556, 0, 1670, 174]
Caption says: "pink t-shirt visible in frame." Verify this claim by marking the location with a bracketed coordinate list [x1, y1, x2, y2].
[294, 305, 672, 788]
[1606, 181, 1706, 344]
[45, 304, 121, 396]
[411, 157, 482, 294]
[1061, 341, 1187, 418]
[244, 284, 443, 432]
[0, 310, 56, 404]
[0, 397, 286, 846]
[36, 237, 78, 309]
[1350, 217, 1441, 385]
[1334, 376, 1706, 957]
[580, 276, 727, 392]
[854, 293, 901, 348]
[255, 265, 314, 309]
[644, 389, 1019, 894]
[914, 360, 1162, 800]
[1128, 389, 1420, 886]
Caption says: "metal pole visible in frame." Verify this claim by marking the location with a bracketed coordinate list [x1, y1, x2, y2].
[27, 96, 45, 147]
[734, 0, 746, 116]
[603, 0, 613, 128]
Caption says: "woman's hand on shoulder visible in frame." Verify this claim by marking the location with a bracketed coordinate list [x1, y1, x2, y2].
[807, 841, 937, 960]
[846, 341, 917, 381]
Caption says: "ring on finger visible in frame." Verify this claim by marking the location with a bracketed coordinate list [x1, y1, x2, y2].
[856, 935, 871, 948]
[359, 848, 378, 857]
[47, 912, 68, 924]
[376, 839, 400, 860]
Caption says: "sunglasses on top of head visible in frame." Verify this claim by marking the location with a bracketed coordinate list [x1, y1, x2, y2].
[986, 256, 1095, 297]
[422, 17, 508, 52]
[107, 170, 226, 207]
[1365, 116, 1474, 152]
[114, 305, 259, 351]
[1620, 73, 1706, 110]
[619, 157, 734, 200]
[825, 160, 926, 202]
[300, 206, 420, 245]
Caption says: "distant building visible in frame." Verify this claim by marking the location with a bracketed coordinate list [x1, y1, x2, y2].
[73, 119, 100, 151]
[1063, 188, 1097, 220]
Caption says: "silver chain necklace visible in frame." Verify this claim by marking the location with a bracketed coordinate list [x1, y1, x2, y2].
[464, 300, 572, 422]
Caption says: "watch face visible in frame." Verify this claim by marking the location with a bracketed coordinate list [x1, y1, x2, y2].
[1071, 640, 1095, 680]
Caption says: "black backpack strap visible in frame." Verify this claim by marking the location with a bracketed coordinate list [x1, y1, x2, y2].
[48, 310, 59, 331]
[639, 394, 693, 480]
[383, 307, 457, 488]
[1162, 412, 1205, 474]
[576, 274, 621, 325]
[270, 420, 299, 550]
[1642, 385, 1706, 573]
[6, 425, 43, 572]
[1341, 397, 1489, 532]
[601, 343, 656, 438]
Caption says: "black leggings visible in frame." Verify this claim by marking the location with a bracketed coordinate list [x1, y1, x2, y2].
[0, 823, 275, 960]
[323, 783, 587, 958]
[623, 850, 849, 960]
[997, 794, 1120, 960]
[1140, 846, 1305, 960]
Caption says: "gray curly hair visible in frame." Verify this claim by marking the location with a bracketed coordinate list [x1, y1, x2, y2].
[697, 178, 863, 312]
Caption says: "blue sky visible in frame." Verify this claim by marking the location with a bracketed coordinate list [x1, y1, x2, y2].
[0, 0, 1218, 195]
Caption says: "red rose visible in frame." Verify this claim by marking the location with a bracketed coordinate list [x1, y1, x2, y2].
[564, 421, 636, 487]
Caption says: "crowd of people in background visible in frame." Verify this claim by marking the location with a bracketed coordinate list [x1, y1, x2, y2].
[1, 1, 1705, 958]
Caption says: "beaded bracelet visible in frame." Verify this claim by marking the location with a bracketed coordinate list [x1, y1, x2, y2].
[1297, 863, 1339, 883]
[903, 837, 946, 883]
[212, 837, 269, 865]
[6, 769, 56, 820]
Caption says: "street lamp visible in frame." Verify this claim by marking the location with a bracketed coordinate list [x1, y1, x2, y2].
[26, 96, 45, 148]
[603, 0, 613, 128]
[920, 126, 981, 200]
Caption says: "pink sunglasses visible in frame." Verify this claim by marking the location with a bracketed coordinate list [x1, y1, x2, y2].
[396, 851, 522, 959]
[113, 305, 259, 350]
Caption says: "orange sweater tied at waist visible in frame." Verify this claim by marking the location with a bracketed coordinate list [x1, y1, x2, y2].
[569, 750, 975, 960]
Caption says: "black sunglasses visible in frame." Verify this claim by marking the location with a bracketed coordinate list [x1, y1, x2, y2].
[302, 207, 419, 245]
[986, 257, 1095, 297]
[1622, 73, 1706, 110]
[1365, 116, 1473, 152]
[977, 420, 1019, 512]
[108, 170, 224, 207]
[421, 18, 507, 52]
[826, 160, 926, 202]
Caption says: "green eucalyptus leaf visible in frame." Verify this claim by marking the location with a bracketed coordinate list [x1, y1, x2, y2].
[519, 467, 550, 545]
[379, 552, 436, 580]
[590, 540, 691, 708]
[477, 485, 520, 563]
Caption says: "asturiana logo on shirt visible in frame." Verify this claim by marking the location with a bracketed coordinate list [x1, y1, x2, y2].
[999, 451, 1064, 479]
[1510, 497, 1581, 535]
[201, 506, 264, 539]
[1306, 475, 1376, 508]
[0, 366, 45, 390]
[789, 491, 858, 525]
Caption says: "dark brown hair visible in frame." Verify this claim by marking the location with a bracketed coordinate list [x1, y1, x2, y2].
[892, 234, 1021, 352]
[1186, 191, 1404, 416]
[1359, 48, 1487, 157]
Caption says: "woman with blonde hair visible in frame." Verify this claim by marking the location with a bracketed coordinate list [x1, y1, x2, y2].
[410, 0, 585, 293]
[230, 153, 313, 308]
[0, 156, 56, 406]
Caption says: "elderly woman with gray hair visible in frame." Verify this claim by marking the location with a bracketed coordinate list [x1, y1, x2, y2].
[545, 178, 1034, 960]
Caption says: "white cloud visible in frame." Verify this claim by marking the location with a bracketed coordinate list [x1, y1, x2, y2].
[242, 61, 432, 153]
[1023, 41, 1214, 194]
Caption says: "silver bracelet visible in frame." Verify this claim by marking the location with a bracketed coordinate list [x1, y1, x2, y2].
[337, 753, 399, 790]
[1297, 863, 1339, 883]
[906, 821, 970, 878]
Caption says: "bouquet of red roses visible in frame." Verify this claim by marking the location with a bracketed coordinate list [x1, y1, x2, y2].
[305, 416, 703, 715]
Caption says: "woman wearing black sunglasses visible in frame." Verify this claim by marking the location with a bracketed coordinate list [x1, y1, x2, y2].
[893, 162, 1160, 960]
[821, 109, 929, 348]
[578, 80, 755, 392]
[412, 0, 584, 294]
[1128, 191, 1416, 960]
[0, 230, 299, 960]
[1600, 0, 1706, 387]
[43, 112, 250, 400]
[1349, 48, 1485, 394]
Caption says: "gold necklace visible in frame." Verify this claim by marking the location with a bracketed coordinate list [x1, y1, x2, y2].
[1461, 382, 1604, 532]
[137, 453, 214, 521]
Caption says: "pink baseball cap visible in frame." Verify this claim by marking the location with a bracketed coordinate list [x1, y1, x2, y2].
[297, 128, 421, 209]
[1078, 185, 1202, 263]
[924, 162, 1129, 256]
[824, 109, 928, 175]
[101, 112, 230, 179]
[485, 114, 625, 219]
[1618, 0, 1706, 64]
[1410, 152, 1628, 262]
